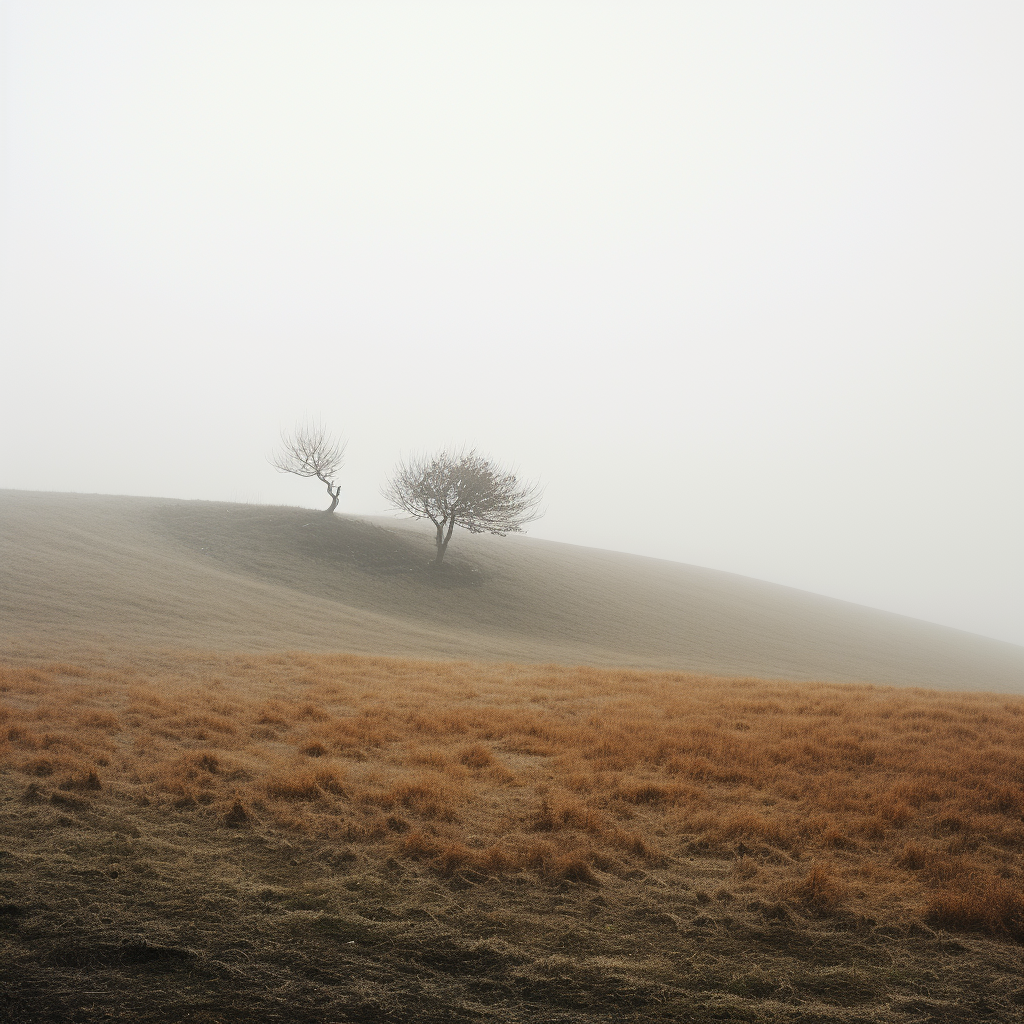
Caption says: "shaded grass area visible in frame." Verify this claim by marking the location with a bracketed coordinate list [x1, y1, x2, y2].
[1, 650, 1023, 1021]
[3, 791, 1023, 1023]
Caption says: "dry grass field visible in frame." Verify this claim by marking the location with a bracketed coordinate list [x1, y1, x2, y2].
[2, 490, 1023, 1021]
[2, 649, 1022, 1021]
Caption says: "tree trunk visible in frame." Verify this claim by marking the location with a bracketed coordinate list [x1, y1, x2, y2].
[434, 517, 456, 564]
[324, 481, 340, 513]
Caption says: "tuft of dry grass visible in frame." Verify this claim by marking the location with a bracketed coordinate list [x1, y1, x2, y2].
[926, 876, 1024, 940]
[0, 650, 1022, 940]
[784, 862, 851, 915]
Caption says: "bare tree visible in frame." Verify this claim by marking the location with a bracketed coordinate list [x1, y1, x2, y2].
[270, 420, 347, 512]
[382, 447, 543, 565]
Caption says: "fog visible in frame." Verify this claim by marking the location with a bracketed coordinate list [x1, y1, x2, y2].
[2, 3, 1022, 646]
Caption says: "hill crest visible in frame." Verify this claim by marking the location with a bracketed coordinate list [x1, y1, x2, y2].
[2, 489, 1022, 692]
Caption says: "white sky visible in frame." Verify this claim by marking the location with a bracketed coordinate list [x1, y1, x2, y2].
[2, 2, 1022, 646]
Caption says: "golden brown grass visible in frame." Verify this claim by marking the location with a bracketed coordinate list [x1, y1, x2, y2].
[1, 650, 1022, 939]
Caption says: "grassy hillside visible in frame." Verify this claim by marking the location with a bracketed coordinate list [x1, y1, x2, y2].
[2, 489, 1023, 691]
[2, 490, 1023, 1021]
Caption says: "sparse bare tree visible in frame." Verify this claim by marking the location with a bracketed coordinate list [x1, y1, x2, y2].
[382, 447, 543, 565]
[270, 420, 347, 513]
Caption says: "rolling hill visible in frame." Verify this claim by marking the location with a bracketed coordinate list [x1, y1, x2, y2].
[2, 489, 1021, 692]
[3, 487, 1024, 1023]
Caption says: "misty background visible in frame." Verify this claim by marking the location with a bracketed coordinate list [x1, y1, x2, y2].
[1, 3, 1022, 647]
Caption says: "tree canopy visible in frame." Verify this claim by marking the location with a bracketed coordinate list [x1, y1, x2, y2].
[381, 447, 543, 564]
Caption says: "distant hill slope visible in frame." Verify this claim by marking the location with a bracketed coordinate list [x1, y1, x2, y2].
[2, 489, 1022, 692]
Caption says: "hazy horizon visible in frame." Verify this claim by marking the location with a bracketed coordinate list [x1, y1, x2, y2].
[2, 3, 1022, 647]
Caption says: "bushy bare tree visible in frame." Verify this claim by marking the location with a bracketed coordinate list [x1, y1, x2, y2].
[270, 420, 347, 512]
[382, 447, 543, 565]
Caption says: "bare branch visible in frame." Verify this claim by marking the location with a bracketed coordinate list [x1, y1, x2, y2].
[270, 419, 348, 512]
